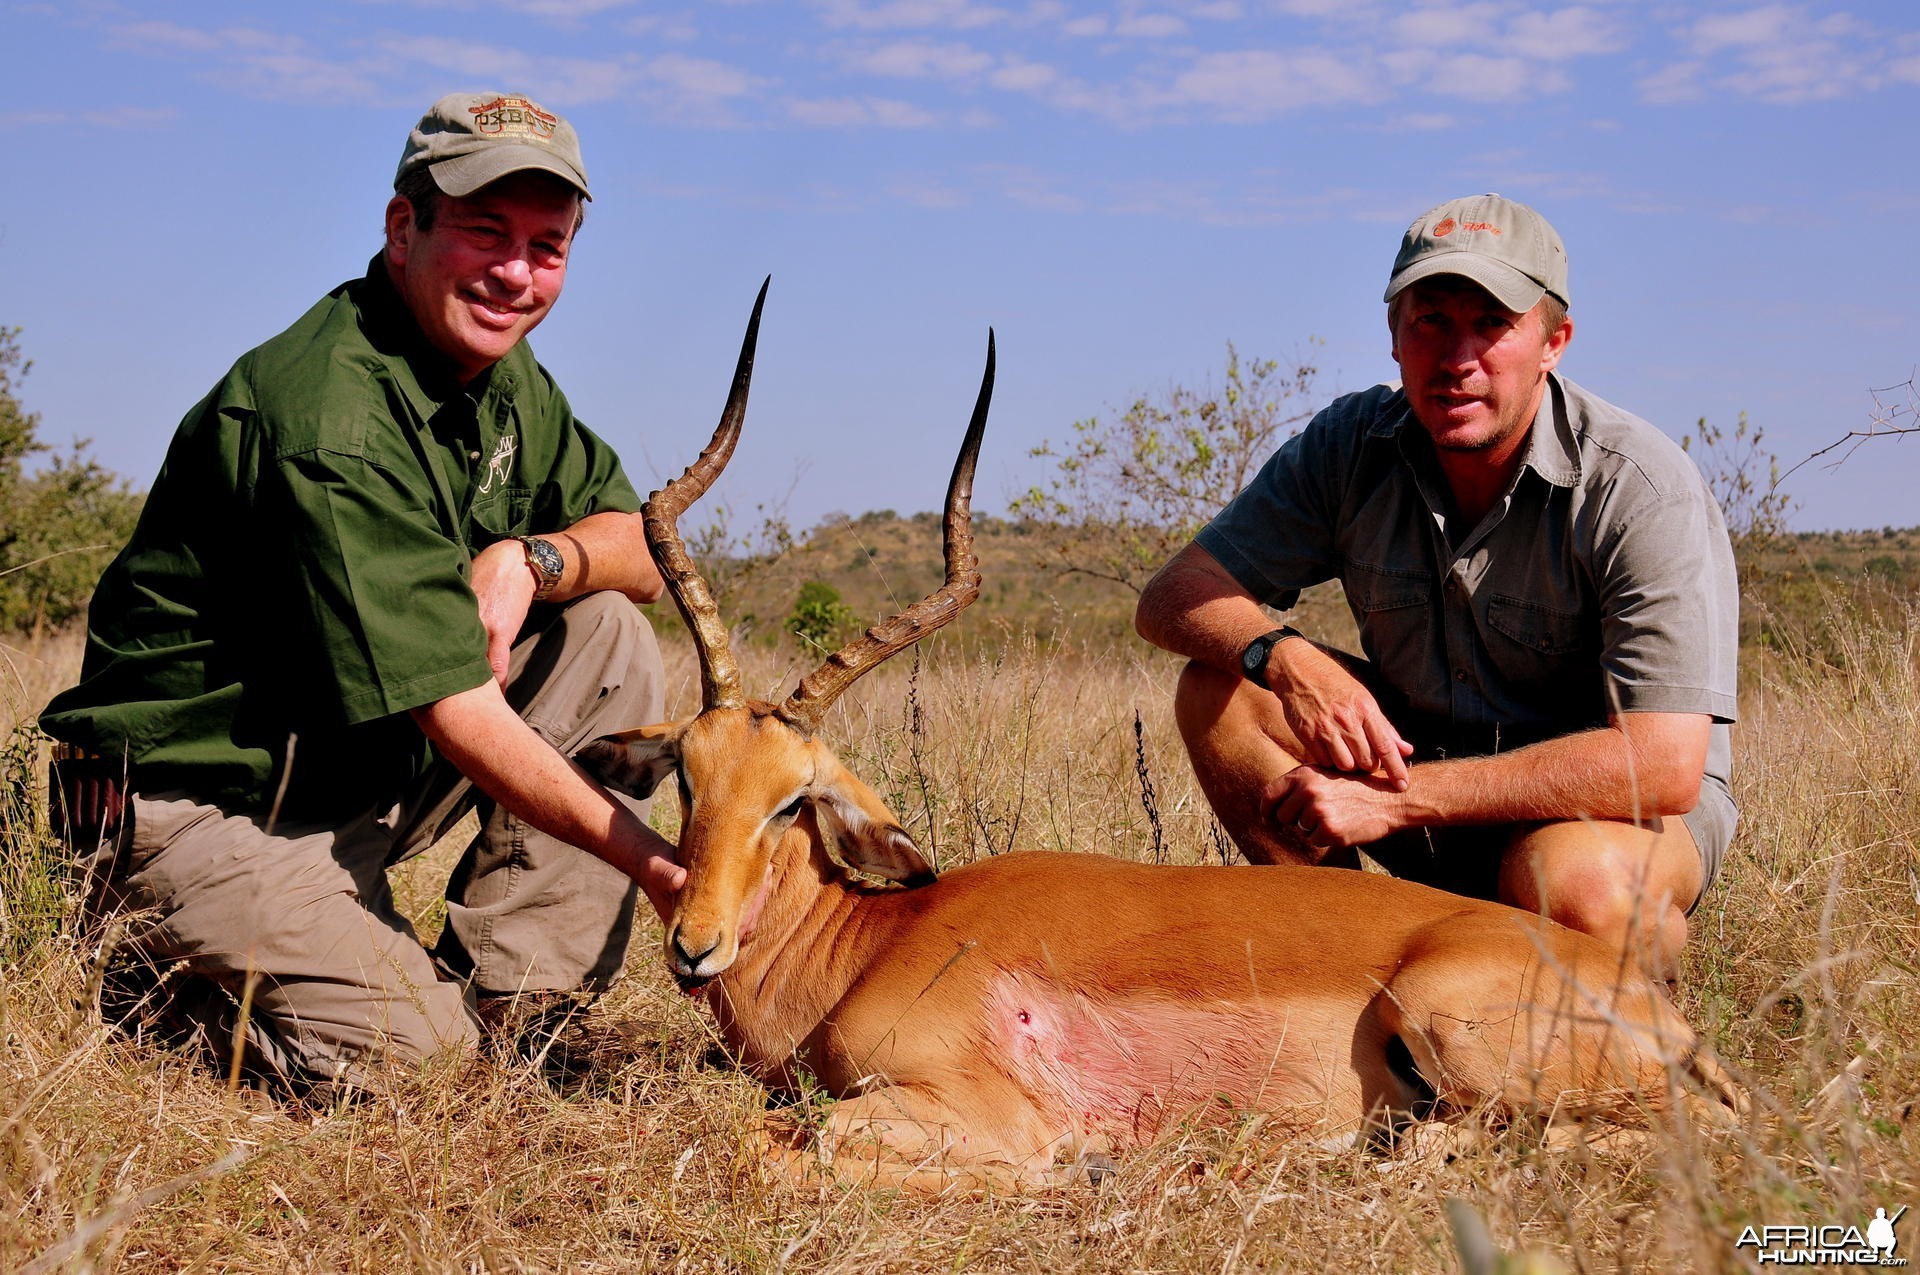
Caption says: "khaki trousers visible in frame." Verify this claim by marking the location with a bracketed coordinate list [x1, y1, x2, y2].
[84, 593, 664, 1092]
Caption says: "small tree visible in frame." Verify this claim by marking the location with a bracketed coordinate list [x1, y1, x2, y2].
[1681, 411, 1796, 589]
[787, 580, 856, 651]
[0, 328, 144, 635]
[1010, 342, 1320, 593]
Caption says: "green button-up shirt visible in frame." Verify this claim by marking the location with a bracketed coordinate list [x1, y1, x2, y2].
[41, 256, 642, 817]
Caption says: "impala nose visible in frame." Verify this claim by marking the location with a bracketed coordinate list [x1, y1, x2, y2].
[669, 927, 721, 974]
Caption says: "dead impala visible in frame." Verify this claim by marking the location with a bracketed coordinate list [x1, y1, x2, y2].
[578, 283, 1739, 1190]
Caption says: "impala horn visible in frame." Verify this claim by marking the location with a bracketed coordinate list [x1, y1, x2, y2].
[643, 277, 768, 711]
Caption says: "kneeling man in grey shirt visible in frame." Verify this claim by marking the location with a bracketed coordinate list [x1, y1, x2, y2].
[1135, 193, 1738, 980]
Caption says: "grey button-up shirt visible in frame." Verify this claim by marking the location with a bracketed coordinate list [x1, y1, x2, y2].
[1196, 373, 1738, 798]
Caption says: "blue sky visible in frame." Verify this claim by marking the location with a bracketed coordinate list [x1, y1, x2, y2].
[6, 0, 1918, 533]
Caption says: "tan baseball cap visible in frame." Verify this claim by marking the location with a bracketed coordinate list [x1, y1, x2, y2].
[1384, 193, 1567, 312]
[396, 92, 590, 200]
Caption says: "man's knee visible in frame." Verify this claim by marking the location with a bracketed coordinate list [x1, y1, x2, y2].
[563, 591, 659, 668]
[1173, 658, 1242, 749]
[1500, 820, 1698, 951]
[514, 593, 664, 732]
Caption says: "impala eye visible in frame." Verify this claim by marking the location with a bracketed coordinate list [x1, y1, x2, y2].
[777, 795, 805, 820]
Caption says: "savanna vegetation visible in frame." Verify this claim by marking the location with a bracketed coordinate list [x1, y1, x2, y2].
[1, 332, 1915, 1271]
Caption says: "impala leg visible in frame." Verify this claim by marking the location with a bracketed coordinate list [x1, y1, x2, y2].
[1373, 930, 1698, 1128]
[769, 1084, 1080, 1194]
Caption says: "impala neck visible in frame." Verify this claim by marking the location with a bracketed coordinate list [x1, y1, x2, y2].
[708, 812, 890, 1075]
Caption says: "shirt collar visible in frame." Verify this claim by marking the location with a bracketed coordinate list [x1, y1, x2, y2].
[354, 254, 519, 418]
[1522, 373, 1581, 488]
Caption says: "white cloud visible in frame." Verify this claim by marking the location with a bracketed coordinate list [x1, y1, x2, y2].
[974, 162, 1086, 211]
[1114, 12, 1189, 38]
[641, 51, 766, 102]
[1637, 59, 1703, 104]
[812, 0, 1012, 30]
[623, 12, 701, 41]
[365, 0, 645, 17]
[1061, 15, 1108, 36]
[17, 106, 178, 128]
[843, 39, 996, 78]
[115, 21, 390, 101]
[888, 177, 970, 206]
[989, 56, 1061, 91]
[1390, 3, 1506, 50]
[380, 35, 641, 103]
[1690, 4, 1795, 54]
[1270, 0, 1355, 17]
[1168, 48, 1379, 119]
[788, 94, 942, 125]
[1427, 52, 1568, 101]
[112, 21, 302, 56]
[1678, 5, 1879, 104]
[1502, 7, 1626, 62]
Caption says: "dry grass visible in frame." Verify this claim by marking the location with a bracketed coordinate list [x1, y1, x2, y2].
[3, 596, 1916, 1273]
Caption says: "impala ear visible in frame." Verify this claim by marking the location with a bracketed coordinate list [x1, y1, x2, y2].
[810, 751, 936, 887]
[575, 723, 686, 800]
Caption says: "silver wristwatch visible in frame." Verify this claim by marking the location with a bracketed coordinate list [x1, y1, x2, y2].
[514, 535, 564, 601]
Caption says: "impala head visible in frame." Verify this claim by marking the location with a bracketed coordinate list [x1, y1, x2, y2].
[577, 280, 993, 988]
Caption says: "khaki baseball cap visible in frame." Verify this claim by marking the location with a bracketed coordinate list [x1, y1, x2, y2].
[396, 92, 590, 200]
[1384, 193, 1567, 312]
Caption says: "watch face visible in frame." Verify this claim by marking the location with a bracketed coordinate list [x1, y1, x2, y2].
[528, 539, 563, 577]
[1242, 635, 1272, 683]
[522, 537, 563, 596]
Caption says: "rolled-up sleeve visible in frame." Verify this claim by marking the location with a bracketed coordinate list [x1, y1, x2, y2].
[1592, 479, 1739, 722]
[1194, 405, 1347, 608]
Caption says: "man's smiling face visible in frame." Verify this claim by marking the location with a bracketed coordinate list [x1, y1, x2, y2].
[385, 170, 579, 384]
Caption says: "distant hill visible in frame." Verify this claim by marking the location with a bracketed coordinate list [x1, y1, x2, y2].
[684, 511, 1357, 654]
[673, 512, 1920, 659]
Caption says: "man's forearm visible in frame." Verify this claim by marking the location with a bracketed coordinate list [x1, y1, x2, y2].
[1399, 714, 1709, 826]
[410, 682, 681, 915]
[545, 510, 662, 604]
[1136, 542, 1280, 672]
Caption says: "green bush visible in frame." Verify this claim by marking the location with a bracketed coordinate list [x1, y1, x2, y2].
[0, 327, 143, 635]
[788, 580, 856, 651]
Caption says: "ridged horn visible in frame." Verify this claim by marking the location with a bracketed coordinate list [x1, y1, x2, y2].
[779, 330, 994, 734]
[644, 277, 769, 711]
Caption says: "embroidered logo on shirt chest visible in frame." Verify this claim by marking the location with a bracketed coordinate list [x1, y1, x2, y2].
[477, 434, 518, 494]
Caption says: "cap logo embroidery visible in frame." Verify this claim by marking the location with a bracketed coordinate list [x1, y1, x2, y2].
[468, 97, 558, 144]
[1431, 217, 1504, 239]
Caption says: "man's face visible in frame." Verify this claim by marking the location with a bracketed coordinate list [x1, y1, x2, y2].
[1389, 276, 1572, 461]
[384, 171, 580, 384]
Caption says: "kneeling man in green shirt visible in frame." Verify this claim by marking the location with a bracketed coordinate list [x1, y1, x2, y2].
[42, 93, 682, 1096]
[1136, 194, 1739, 981]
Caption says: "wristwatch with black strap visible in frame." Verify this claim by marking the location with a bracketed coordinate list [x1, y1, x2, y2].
[1239, 626, 1305, 691]
[513, 535, 565, 602]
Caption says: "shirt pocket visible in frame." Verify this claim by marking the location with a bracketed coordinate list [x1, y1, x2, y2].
[1346, 560, 1434, 677]
[470, 486, 534, 538]
[1485, 594, 1590, 691]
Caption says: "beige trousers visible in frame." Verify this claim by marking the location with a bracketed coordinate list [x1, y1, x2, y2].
[84, 593, 664, 1092]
